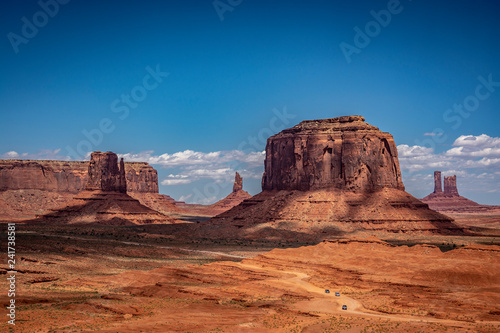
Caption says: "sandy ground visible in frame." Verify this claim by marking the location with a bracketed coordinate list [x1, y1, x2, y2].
[0, 221, 499, 332]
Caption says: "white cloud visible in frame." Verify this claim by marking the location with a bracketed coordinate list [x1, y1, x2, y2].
[161, 179, 193, 186]
[2, 151, 19, 158]
[397, 144, 434, 157]
[118, 149, 266, 189]
[194, 196, 218, 205]
[446, 134, 500, 157]
[1, 149, 69, 160]
[118, 150, 265, 167]
[178, 194, 192, 202]
[398, 134, 500, 203]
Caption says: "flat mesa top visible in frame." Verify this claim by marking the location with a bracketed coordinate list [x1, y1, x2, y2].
[281, 115, 381, 134]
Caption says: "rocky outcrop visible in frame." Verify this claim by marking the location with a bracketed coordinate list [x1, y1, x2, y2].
[126, 163, 159, 193]
[208, 116, 460, 238]
[205, 172, 252, 216]
[85, 152, 127, 193]
[433, 171, 442, 193]
[444, 175, 458, 196]
[422, 171, 500, 213]
[0, 159, 159, 193]
[32, 151, 177, 225]
[233, 172, 243, 192]
[0, 156, 175, 221]
[262, 115, 404, 192]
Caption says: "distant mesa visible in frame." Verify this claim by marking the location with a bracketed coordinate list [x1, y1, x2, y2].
[29, 151, 178, 225]
[0, 154, 179, 220]
[207, 115, 461, 238]
[421, 171, 500, 214]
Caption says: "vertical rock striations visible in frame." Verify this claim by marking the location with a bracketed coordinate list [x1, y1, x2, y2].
[209, 116, 460, 237]
[262, 115, 404, 192]
[434, 171, 442, 194]
[443, 175, 459, 196]
[85, 152, 127, 193]
[0, 160, 158, 193]
[31, 151, 178, 225]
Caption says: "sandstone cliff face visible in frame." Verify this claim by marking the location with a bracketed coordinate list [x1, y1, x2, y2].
[262, 115, 404, 192]
[126, 163, 159, 193]
[433, 171, 442, 193]
[32, 151, 176, 225]
[444, 175, 458, 196]
[0, 157, 163, 220]
[0, 159, 158, 193]
[209, 116, 460, 237]
[0, 160, 87, 193]
[85, 152, 127, 193]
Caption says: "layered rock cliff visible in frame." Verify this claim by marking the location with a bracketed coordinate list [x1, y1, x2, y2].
[262, 115, 404, 192]
[32, 151, 176, 225]
[208, 116, 460, 237]
[0, 159, 158, 193]
[85, 152, 127, 193]
[0, 157, 177, 220]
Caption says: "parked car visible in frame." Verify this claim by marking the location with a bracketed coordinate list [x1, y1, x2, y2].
[335, 292, 340, 296]
[325, 289, 330, 294]
[342, 305, 347, 310]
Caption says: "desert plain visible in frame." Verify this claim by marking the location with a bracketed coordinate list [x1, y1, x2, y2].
[1, 117, 499, 333]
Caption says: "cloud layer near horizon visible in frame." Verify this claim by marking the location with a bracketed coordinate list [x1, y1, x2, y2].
[2, 134, 499, 204]
[397, 134, 500, 200]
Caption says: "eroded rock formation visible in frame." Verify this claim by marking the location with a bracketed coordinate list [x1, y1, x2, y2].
[262, 115, 404, 192]
[32, 151, 177, 225]
[444, 175, 458, 196]
[433, 171, 442, 193]
[85, 151, 127, 193]
[205, 172, 252, 216]
[0, 159, 159, 193]
[233, 172, 243, 192]
[0, 157, 178, 220]
[422, 171, 500, 214]
[208, 116, 460, 237]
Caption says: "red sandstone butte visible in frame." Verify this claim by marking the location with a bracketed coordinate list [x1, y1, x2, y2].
[30, 151, 177, 225]
[262, 115, 404, 192]
[0, 157, 180, 220]
[0, 159, 159, 193]
[422, 171, 500, 214]
[85, 151, 127, 193]
[207, 116, 460, 238]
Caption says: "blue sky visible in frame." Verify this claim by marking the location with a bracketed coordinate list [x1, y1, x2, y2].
[1, 0, 499, 204]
